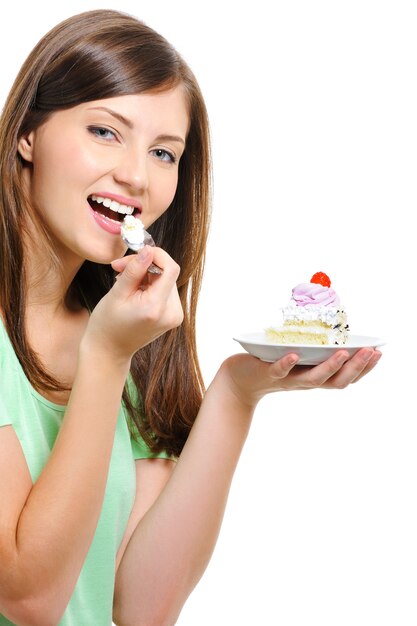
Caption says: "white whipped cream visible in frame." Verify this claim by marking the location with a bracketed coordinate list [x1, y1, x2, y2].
[282, 301, 344, 326]
[121, 215, 145, 247]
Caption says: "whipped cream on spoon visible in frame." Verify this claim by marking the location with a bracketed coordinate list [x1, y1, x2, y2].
[121, 215, 162, 275]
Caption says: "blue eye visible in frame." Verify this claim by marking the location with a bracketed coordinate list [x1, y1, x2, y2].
[152, 148, 176, 163]
[88, 126, 116, 141]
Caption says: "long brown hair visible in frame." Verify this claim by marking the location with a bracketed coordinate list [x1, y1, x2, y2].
[0, 9, 211, 457]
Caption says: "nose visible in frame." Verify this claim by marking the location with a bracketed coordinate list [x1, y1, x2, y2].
[112, 148, 149, 193]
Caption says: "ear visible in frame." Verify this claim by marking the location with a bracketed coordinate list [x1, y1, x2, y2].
[17, 131, 35, 163]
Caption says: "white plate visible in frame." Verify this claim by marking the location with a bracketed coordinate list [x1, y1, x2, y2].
[233, 333, 385, 366]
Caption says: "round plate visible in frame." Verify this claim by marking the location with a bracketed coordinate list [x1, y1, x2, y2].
[233, 333, 385, 366]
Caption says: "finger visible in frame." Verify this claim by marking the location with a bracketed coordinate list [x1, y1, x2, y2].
[150, 247, 180, 276]
[322, 348, 376, 389]
[111, 246, 153, 297]
[351, 349, 382, 384]
[140, 247, 180, 299]
[298, 349, 351, 388]
[111, 255, 133, 273]
[268, 353, 300, 380]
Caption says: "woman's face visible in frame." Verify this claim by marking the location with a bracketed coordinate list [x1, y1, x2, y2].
[18, 86, 189, 264]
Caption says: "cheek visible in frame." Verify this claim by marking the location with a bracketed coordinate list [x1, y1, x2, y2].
[33, 136, 104, 193]
[157, 172, 179, 210]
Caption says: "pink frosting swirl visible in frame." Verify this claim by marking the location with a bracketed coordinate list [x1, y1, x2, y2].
[291, 283, 340, 307]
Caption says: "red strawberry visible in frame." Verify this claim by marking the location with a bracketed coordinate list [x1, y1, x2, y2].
[310, 272, 331, 288]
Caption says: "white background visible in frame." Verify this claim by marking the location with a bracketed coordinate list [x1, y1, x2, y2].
[2, 1, 415, 624]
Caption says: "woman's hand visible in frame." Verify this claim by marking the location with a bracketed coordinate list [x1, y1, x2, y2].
[219, 348, 382, 409]
[82, 246, 183, 364]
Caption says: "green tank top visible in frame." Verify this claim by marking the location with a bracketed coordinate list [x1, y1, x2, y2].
[0, 318, 165, 625]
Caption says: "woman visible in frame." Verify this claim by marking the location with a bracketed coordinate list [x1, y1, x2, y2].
[0, 9, 381, 626]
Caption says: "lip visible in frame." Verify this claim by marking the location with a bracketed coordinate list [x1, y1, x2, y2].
[88, 204, 122, 235]
[90, 191, 142, 212]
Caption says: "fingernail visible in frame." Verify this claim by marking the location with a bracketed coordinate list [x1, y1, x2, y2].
[289, 355, 299, 366]
[136, 246, 150, 262]
[361, 349, 374, 363]
[336, 351, 349, 364]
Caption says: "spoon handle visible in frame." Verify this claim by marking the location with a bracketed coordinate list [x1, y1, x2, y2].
[137, 231, 163, 275]
[147, 262, 163, 275]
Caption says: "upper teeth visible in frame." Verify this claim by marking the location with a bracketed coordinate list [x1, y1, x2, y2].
[91, 195, 135, 215]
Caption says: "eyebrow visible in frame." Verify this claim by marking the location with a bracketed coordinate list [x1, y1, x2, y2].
[88, 106, 134, 129]
[154, 133, 185, 146]
[88, 106, 185, 145]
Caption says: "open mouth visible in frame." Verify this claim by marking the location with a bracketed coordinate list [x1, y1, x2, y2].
[87, 195, 140, 223]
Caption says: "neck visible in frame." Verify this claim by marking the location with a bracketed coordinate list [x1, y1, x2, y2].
[24, 236, 85, 315]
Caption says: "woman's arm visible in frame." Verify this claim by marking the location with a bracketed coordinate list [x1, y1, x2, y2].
[0, 349, 130, 626]
[113, 347, 381, 626]
[115, 458, 176, 574]
[0, 248, 182, 626]
[113, 367, 255, 626]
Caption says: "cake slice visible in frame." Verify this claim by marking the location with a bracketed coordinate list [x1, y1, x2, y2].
[266, 272, 349, 345]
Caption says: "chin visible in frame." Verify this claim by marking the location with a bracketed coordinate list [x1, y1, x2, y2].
[82, 244, 125, 265]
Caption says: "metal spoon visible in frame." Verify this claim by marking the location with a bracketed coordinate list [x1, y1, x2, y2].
[121, 216, 163, 275]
